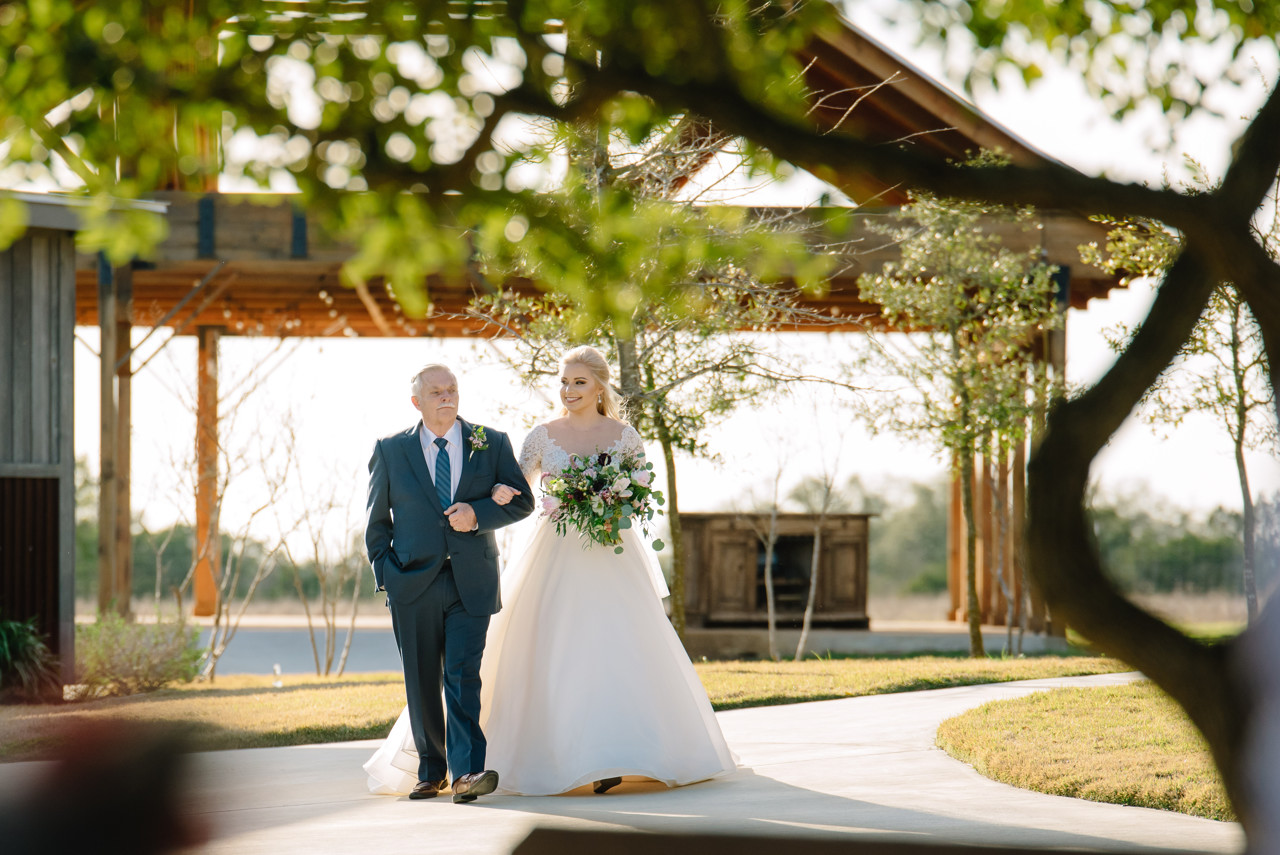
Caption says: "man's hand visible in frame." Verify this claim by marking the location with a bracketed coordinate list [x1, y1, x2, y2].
[444, 502, 478, 531]
[490, 484, 521, 506]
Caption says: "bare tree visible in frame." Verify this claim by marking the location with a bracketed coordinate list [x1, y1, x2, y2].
[280, 457, 366, 678]
[1091, 175, 1277, 622]
[985, 443, 1022, 655]
[857, 182, 1060, 656]
[145, 340, 306, 680]
[787, 404, 848, 660]
[734, 453, 790, 662]
[197, 425, 298, 681]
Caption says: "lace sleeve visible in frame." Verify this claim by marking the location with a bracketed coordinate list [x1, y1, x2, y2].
[619, 424, 645, 460]
[518, 424, 546, 485]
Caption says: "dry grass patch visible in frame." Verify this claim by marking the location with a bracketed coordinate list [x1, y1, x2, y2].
[936, 681, 1231, 821]
[0, 655, 1128, 761]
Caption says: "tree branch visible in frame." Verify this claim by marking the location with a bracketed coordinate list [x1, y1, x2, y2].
[1218, 79, 1280, 217]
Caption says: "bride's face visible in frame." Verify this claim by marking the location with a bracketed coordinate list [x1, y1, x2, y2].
[559, 363, 600, 414]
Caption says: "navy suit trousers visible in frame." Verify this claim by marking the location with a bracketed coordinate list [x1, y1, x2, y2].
[388, 565, 491, 783]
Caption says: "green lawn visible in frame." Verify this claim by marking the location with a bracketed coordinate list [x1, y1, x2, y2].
[936, 680, 1232, 821]
[0, 654, 1128, 761]
[695, 653, 1127, 710]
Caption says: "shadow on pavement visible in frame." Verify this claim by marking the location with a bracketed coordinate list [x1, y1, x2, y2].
[457, 770, 1192, 853]
[512, 828, 1214, 855]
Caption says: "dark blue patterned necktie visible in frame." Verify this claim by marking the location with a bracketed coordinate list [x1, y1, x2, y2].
[434, 437, 451, 510]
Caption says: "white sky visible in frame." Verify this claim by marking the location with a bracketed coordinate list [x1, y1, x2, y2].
[67, 11, 1280, 549]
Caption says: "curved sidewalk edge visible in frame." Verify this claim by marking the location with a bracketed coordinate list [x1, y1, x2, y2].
[0, 672, 1244, 855]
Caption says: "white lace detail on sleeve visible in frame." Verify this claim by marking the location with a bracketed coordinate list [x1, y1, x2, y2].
[518, 424, 547, 484]
[619, 424, 645, 459]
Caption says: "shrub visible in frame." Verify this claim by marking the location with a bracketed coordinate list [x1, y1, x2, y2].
[73, 613, 203, 700]
[0, 613, 61, 702]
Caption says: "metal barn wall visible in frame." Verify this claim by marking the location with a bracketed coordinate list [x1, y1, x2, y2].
[0, 227, 76, 681]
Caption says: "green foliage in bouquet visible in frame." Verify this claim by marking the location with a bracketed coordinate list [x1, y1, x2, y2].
[542, 451, 665, 553]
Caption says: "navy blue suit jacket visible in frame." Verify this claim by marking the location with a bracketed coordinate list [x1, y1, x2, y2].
[364, 418, 534, 615]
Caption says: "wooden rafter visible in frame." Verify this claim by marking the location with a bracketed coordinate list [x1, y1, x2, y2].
[72, 197, 1119, 339]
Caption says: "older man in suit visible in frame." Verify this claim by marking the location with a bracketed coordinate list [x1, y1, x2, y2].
[365, 364, 533, 803]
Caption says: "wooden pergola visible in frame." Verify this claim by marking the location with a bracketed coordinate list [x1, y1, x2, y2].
[74, 15, 1121, 627]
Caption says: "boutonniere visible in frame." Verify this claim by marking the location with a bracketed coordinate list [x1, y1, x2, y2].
[468, 426, 489, 452]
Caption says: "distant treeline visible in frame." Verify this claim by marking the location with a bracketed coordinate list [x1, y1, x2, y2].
[72, 457, 375, 606]
[75, 476, 1277, 603]
[862, 481, 1279, 597]
[1090, 496, 1279, 595]
[74, 520, 376, 604]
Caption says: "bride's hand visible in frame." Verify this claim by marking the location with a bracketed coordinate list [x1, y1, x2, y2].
[491, 484, 521, 506]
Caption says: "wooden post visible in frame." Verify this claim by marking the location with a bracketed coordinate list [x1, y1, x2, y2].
[96, 257, 119, 615]
[114, 265, 133, 617]
[1029, 359, 1052, 634]
[995, 447, 1011, 627]
[976, 452, 993, 624]
[947, 472, 963, 621]
[193, 326, 221, 617]
[1011, 433, 1030, 630]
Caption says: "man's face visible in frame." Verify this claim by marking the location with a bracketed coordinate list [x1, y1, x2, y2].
[413, 369, 459, 426]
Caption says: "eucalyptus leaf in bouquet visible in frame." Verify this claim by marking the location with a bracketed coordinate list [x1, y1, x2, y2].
[541, 451, 664, 553]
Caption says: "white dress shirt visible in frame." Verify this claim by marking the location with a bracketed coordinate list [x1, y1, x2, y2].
[420, 419, 464, 504]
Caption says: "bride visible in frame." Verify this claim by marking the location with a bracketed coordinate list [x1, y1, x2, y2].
[366, 345, 736, 796]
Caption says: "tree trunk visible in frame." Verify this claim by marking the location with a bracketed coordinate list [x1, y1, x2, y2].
[1230, 303, 1260, 623]
[763, 503, 780, 662]
[654, 412, 686, 639]
[1027, 250, 1257, 834]
[336, 579, 359, 677]
[961, 448, 984, 657]
[990, 447, 1015, 654]
[616, 335, 642, 402]
[289, 559, 322, 676]
[951, 335, 985, 658]
[1235, 431, 1258, 623]
[795, 525, 821, 660]
[1013, 427, 1029, 656]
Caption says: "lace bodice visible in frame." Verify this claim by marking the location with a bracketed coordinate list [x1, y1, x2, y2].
[518, 422, 644, 484]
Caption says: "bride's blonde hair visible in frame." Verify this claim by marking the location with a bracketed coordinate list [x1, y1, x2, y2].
[559, 345, 623, 420]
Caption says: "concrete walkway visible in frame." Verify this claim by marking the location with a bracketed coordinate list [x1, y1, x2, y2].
[137, 672, 1242, 854]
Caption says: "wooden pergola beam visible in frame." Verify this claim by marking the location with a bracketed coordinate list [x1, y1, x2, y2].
[798, 22, 1066, 206]
[71, 198, 1122, 340]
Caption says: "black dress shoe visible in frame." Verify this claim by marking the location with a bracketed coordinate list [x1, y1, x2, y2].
[593, 776, 622, 794]
[452, 770, 499, 803]
[409, 778, 446, 800]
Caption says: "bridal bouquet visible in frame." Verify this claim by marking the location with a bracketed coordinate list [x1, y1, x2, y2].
[541, 451, 665, 553]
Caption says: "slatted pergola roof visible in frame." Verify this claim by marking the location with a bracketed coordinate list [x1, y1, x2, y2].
[71, 15, 1121, 340]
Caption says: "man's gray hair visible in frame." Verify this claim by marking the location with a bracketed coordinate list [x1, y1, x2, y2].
[410, 364, 455, 398]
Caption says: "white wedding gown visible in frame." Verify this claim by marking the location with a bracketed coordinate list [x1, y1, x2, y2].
[365, 423, 737, 795]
